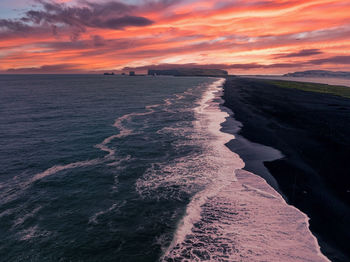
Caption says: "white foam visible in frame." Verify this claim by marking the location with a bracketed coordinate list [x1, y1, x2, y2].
[164, 98, 173, 106]
[31, 158, 101, 183]
[17, 225, 51, 241]
[165, 170, 330, 261]
[159, 79, 243, 254]
[106, 155, 132, 167]
[161, 78, 330, 261]
[94, 110, 156, 159]
[107, 155, 132, 192]
[13, 206, 42, 227]
[18, 225, 39, 241]
[89, 201, 126, 225]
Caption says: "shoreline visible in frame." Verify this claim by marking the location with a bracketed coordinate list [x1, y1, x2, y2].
[222, 77, 350, 261]
[219, 101, 284, 193]
[164, 78, 329, 261]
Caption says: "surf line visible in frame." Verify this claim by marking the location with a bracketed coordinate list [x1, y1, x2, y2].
[162, 78, 330, 262]
[162, 78, 244, 257]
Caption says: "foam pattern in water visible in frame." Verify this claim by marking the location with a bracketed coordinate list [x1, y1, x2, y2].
[157, 79, 329, 262]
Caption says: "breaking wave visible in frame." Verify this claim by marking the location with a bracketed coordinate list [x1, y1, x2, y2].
[146, 79, 331, 262]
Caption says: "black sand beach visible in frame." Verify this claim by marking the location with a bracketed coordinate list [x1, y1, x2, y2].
[223, 77, 350, 262]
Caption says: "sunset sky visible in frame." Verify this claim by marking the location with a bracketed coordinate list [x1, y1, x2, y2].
[0, 0, 349, 74]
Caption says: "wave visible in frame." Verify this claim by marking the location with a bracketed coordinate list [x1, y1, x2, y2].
[30, 107, 159, 184]
[29, 89, 191, 184]
[161, 78, 330, 261]
[31, 158, 102, 183]
[89, 200, 126, 225]
[136, 80, 242, 201]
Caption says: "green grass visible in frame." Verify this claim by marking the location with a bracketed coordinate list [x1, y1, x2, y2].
[261, 79, 350, 99]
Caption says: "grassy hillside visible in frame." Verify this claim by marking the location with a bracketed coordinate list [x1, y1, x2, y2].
[261, 79, 350, 99]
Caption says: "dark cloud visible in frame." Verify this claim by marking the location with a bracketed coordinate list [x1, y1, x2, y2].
[39, 40, 89, 50]
[39, 34, 108, 50]
[310, 55, 350, 65]
[0, 0, 153, 40]
[27, 1, 153, 30]
[0, 19, 29, 32]
[5, 64, 85, 74]
[36, 36, 135, 53]
[96, 15, 153, 29]
[123, 62, 303, 71]
[91, 35, 106, 47]
[227, 63, 299, 69]
[275, 49, 323, 58]
[5, 56, 350, 74]
[124, 56, 350, 72]
[123, 63, 228, 71]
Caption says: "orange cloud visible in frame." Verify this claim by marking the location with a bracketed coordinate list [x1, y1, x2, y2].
[0, 0, 349, 74]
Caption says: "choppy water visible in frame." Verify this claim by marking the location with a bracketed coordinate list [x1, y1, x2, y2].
[0, 75, 329, 261]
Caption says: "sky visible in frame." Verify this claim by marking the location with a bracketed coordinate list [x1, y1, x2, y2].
[0, 0, 349, 74]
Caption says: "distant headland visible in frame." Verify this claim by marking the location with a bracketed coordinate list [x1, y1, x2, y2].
[284, 70, 350, 78]
[148, 68, 228, 77]
[103, 68, 229, 77]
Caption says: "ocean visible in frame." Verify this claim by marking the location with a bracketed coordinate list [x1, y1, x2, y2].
[0, 75, 329, 261]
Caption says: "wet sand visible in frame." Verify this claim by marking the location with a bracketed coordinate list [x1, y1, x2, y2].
[223, 77, 350, 262]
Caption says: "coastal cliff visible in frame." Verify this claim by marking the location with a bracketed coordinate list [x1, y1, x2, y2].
[284, 70, 350, 78]
[148, 68, 228, 77]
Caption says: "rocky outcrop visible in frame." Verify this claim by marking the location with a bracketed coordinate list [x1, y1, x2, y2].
[284, 70, 350, 78]
[148, 68, 228, 76]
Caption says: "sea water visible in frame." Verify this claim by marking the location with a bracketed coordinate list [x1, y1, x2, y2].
[0, 75, 329, 261]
